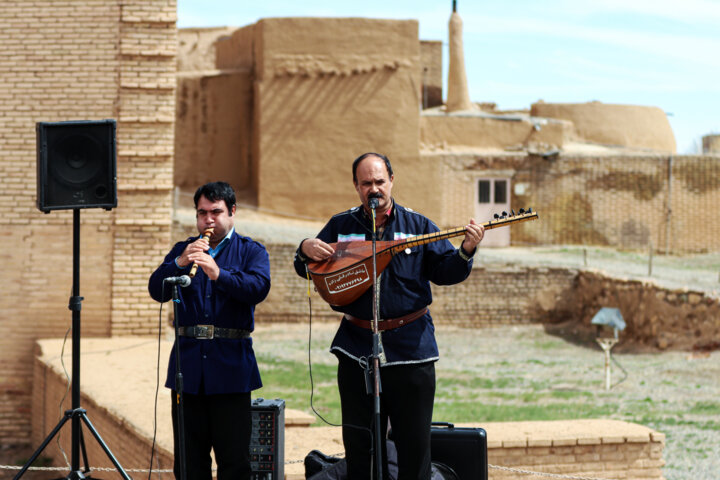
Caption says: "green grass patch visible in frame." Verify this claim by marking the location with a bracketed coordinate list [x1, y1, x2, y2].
[436, 375, 521, 390]
[432, 402, 616, 423]
[689, 401, 720, 415]
[255, 354, 341, 423]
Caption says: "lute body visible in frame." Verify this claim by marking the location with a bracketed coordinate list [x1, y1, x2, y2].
[307, 210, 538, 306]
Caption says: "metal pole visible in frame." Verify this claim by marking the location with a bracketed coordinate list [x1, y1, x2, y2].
[665, 155, 673, 255]
[172, 283, 188, 480]
[604, 349, 611, 391]
[596, 338, 617, 391]
[370, 205, 383, 480]
[71, 209, 82, 473]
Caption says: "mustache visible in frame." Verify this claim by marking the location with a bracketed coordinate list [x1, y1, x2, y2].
[367, 193, 383, 200]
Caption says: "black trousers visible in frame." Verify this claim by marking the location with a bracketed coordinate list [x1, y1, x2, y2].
[170, 390, 251, 480]
[337, 355, 436, 480]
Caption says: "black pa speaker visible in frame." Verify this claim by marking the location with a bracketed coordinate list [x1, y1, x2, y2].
[36, 119, 117, 212]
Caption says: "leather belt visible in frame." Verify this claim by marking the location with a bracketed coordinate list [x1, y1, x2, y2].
[178, 325, 250, 339]
[344, 308, 428, 331]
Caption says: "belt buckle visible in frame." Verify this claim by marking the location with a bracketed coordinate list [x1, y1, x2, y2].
[195, 324, 214, 339]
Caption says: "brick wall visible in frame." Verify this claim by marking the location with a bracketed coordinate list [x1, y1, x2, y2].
[428, 152, 720, 253]
[485, 419, 665, 480]
[251, 244, 578, 327]
[31, 349, 174, 477]
[0, 0, 176, 446]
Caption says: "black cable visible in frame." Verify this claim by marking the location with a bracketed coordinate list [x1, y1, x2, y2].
[307, 294, 343, 428]
[305, 269, 372, 439]
[56, 326, 72, 468]
[147, 285, 168, 479]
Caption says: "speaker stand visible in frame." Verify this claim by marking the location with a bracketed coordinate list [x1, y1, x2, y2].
[14, 210, 130, 480]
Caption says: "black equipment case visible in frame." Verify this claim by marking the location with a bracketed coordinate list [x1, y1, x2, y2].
[431, 422, 488, 480]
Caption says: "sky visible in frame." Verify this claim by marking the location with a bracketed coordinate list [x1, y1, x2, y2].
[177, 0, 720, 154]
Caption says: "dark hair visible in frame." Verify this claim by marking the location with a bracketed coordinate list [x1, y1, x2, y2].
[352, 152, 393, 182]
[194, 181, 236, 215]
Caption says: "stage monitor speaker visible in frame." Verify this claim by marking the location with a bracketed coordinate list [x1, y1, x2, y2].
[250, 397, 285, 480]
[36, 119, 117, 213]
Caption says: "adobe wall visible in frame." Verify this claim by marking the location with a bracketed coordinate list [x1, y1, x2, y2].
[420, 40, 443, 108]
[177, 26, 236, 71]
[420, 113, 573, 151]
[703, 134, 720, 154]
[174, 22, 446, 216]
[430, 152, 720, 253]
[175, 27, 255, 195]
[0, 0, 176, 446]
[251, 18, 430, 220]
[531, 101, 677, 153]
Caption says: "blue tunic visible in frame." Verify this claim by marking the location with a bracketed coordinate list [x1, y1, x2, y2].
[294, 202, 474, 365]
[149, 231, 271, 394]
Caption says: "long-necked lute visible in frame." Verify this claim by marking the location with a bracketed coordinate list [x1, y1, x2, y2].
[307, 209, 539, 306]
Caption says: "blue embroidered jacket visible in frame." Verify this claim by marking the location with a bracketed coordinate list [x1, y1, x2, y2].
[294, 201, 474, 365]
[149, 231, 271, 394]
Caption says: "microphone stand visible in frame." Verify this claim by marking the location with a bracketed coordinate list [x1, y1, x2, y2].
[368, 198, 383, 480]
[168, 277, 190, 480]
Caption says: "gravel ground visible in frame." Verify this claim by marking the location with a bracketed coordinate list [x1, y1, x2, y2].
[251, 322, 720, 480]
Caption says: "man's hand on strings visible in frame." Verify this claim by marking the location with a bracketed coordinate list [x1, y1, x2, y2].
[461, 219, 484, 254]
[301, 238, 335, 262]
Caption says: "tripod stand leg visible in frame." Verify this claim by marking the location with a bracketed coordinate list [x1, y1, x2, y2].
[12, 412, 72, 479]
[79, 412, 132, 480]
[78, 423, 91, 476]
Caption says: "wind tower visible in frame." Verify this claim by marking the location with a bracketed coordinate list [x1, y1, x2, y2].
[446, 0, 474, 112]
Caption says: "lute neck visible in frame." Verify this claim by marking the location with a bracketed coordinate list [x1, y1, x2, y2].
[390, 227, 466, 254]
[389, 212, 538, 255]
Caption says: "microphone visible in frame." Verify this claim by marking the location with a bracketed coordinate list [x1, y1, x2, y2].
[164, 275, 191, 287]
[368, 194, 381, 210]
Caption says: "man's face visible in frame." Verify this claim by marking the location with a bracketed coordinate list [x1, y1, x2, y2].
[354, 156, 394, 212]
[196, 195, 235, 244]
